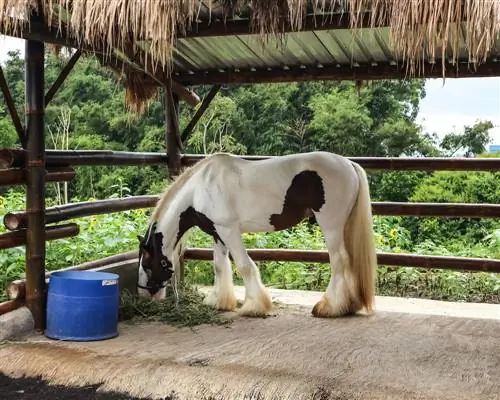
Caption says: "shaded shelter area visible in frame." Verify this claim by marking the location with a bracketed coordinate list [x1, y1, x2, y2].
[0, 291, 499, 400]
[0, 0, 499, 349]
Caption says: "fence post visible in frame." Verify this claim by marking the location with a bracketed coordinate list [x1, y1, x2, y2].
[165, 80, 185, 281]
[24, 20, 47, 331]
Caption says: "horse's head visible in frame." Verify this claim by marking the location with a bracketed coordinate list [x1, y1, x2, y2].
[137, 222, 174, 301]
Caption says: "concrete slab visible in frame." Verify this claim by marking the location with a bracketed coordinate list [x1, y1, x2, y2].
[0, 288, 498, 400]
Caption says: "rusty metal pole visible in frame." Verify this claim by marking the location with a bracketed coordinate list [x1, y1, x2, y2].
[24, 33, 46, 331]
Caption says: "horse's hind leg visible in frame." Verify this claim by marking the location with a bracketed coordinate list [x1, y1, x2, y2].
[312, 223, 360, 318]
[215, 226, 272, 317]
[204, 239, 238, 311]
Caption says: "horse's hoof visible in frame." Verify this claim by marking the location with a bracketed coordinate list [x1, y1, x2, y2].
[204, 291, 238, 311]
[238, 294, 273, 318]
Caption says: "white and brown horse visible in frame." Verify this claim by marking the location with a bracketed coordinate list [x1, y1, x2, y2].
[137, 151, 377, 318]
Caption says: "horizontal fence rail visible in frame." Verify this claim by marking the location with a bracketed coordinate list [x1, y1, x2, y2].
[5, 196, 499, 231]
[184, 248, 500, 273]
[371, 202, 500, 218]
[0, 149, 168, 168]
[1, 149, 499, 171]
[7, 250, 139, 301]
[0, 299, 23, 316]
[0, 223, 79, 250]
[0, 167, 75, 186]
[181, 154, 500, 171]
[4, 196, 159, 230]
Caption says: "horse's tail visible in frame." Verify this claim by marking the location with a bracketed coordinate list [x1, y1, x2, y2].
[344, 161, 377, 313]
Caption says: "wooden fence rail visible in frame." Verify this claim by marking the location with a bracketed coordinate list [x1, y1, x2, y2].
[7, 246, 500, 303]
[181, 154, 500, 171]
[0, 223, 79, 250]
[184, 248, 500, 273]
[5, 196, 499, 231]
[1, 148, 500, 170]
[0, 167, 75, 186]
[3, 196, 159, 230]
[371, 202, 500, 218]
[0, 149, 168, 168]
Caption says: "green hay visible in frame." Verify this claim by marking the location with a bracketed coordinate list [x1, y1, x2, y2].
[118, 285, 232, 328]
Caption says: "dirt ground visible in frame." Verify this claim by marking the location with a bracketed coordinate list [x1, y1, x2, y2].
[1, 289, 499, 400]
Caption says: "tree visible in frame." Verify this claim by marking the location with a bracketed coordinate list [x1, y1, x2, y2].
[440, 120, 493, 157]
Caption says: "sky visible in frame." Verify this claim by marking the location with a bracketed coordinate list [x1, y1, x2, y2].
[1, 36, 500, 147]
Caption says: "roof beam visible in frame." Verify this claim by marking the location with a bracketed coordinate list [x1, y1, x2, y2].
[181, 12, 379, 38]
[174, 60, 500, 86]
[0, 20, 199, 106]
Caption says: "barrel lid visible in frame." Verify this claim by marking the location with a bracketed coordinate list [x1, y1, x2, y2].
[50, 271, 119, 281]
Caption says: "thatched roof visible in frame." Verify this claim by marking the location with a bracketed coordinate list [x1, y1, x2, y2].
[1, 1, 500, 111]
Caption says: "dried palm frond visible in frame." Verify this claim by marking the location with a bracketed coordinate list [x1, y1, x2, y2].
[347, 0, 500, 77]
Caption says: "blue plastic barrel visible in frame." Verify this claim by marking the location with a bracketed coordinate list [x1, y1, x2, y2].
[45, 271, 120, 341]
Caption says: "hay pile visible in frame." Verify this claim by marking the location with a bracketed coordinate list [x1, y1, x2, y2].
[119, 285, 232, 328]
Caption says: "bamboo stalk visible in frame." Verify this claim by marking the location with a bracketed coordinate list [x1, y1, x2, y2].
[0, 167, 75, 186]
[166, 81, 182, 179]
[4, 195, 159, 230]
[183, 248, 500, 273]
[7, 250, 139, 301]
[370, 202, 500, 218]
[0, 66, 25, 147]
[0, 149, 168, 168]
[25, 36, 47, 331]
[2, 150, 499, 171]
[0, 223, 79, 250]
[44, 50, 82, 107]
[0, 300, 23, 316]
[181, 154, 500, 171]
[181, 85, 221, 142]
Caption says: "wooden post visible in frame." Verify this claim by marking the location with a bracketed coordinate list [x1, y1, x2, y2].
[24, 34, 46, 331]
[165, 80, 184, 281]
[165, 80, 182, 179]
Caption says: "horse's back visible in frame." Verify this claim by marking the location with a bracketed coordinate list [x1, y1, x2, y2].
[222, 152, 359, 232]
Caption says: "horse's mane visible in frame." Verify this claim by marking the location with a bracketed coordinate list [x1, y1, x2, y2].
[150, 154, 216, 222]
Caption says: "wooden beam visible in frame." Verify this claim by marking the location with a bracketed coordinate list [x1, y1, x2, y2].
[4, 195, 159, 230]
[0, 167, 75, 186]
[371, 202, 500, 218]
[175, 60, 500, 86]
[44, 49, 82, 106]
[181, 12, 378, 38]
[0, 148, 168, 168]
[0, 223, 79, 250]
[183, 248, 500, 273]
[24, 33, 47, 331]
[165, 81, 182, 178]
[7, 251, 140, 301]
[94, 51, 199, 106]
[0, 20, 199, 106]
[180, 154, 500, 171]
[0, 65, 25, 147]
[181, 85, 221, 142]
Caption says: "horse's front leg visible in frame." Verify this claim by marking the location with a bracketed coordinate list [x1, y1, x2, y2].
[215, 226, 272, 317]
[203, 239, 237, 311]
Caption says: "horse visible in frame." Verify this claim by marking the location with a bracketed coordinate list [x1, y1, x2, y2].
[137, 151, 377, 318]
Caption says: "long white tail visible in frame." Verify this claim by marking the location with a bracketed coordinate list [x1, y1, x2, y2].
[344, 162, 377, 313]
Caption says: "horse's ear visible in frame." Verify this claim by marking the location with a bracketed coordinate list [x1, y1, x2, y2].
[137, 235, 144, 243]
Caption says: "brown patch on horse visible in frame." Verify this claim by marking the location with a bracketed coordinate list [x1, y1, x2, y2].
[270, 170, 325, 231]
[176, 206, 224, 246]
